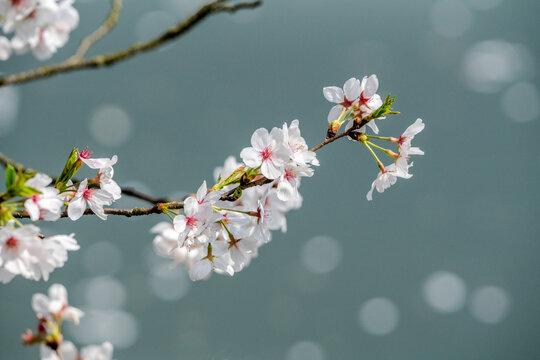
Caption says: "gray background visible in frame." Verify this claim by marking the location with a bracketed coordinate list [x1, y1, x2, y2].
[1, 0, 539, 359]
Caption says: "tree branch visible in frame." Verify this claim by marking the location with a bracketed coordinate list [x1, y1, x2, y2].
[0, 0, 262, 87]
[67, 0, 123, 63]
[11, 202, 184, 219]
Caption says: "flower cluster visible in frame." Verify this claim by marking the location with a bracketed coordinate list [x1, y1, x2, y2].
[0, 147, 121, 283]
[22, 283, 114, 360]
[151, 119, 319, 281]
[323, 75, 425, 200]
[0, 0, 79, 61]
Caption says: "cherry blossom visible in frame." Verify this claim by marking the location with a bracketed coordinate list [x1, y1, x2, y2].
[366, 157, 413, 201]
[282, 119, 319, 167]
[32, 283, 83, 324]
[276, 163, 313, 202]
[24, 173, 63, 221]
[188, 240, 233, 281]
[67, 179, 113, 221]
[240, 127, 290, 179]
[9, 0, 79, 61]
[323, 77, 361, 123]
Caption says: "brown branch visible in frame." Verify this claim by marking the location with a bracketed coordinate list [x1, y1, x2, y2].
[0, 152, 168, 204]
[11, 202, 184, 219]
[67, 0, 123, 63]
[0, 0, 262, 87]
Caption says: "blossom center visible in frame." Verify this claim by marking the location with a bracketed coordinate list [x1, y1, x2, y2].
[5, 236, 18, 250]
[284, 169, 295, 181]
[82, 188, 93, 200]
[79, 147, 93, 159]
[339, 96, 353, 109]
[260, 147, 272, 160]
[186, 216, 198, 227]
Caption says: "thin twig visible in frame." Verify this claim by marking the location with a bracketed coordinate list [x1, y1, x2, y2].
[0, 152, 168, 204]
[0, 0, 262, 87]
[11, 202, 184, 219]
[67, 0, 123, 63]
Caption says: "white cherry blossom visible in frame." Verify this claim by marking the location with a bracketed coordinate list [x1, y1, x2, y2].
[282, 119, 319, 166]
[324, 77, 361, 123]
[67, 179, 113, 221]
[397, 118, 425, 156]
[24, 173, 63, 221]
[188, 240, 233, 281]
[276, 163, 313, 202]
[366, 157, 413, 201]
[240, 127, 290, 179]
[32, 283, 83, 324]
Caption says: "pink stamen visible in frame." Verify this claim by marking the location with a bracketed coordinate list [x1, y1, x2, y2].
[339, 96, 353, 109]
[284, 169, 295, 181]
[5, 237, 18, 250]
[79, 147, 93, 159]
[260, 147, 272, 160]
[82, 188, 93, 200]
[186, 217, 198, 227]
[31, 194, 39, 203]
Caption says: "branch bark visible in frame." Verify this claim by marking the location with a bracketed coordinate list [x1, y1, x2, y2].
[11, 202, 184, 219]
[0, 0, 262, 87]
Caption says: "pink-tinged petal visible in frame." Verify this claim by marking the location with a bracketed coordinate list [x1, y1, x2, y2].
[327, 104, 343, 123]
[173, 215, 187, 233]
[189, 259, 212, 281]
[323, 86, 344, 103]
[363, 74, 379, 98]
[251, 128, 270, 150]
[344, 77, 361, 100]
[240, 147, 261, 168]
[24, 199, 40, 221]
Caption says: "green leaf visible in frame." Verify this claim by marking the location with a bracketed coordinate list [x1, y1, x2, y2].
[5, 164, 15, 189]
[366, 94, 399, 120]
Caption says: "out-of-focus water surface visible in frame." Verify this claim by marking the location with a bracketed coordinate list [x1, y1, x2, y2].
[1, 0, 539, 359]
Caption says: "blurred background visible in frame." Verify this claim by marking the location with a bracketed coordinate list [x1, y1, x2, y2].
[1, 0, 539, 359]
